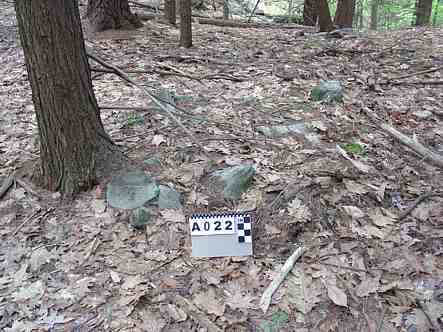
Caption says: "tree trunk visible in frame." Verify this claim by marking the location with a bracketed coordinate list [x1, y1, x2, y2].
[334, 0, 356, 28]
[15, 0, 120, 194]
[415, 0, 433, 26]
[87, 0, 143, 32]
[432, 0, 440, 26]
[179, 0, 192, 47]
[370, 0, 379, 30]
[164, 0, 176, 24]
[303, 0, 318, 26]
[223, 0, 230, 20]
[318, 0, 334, 31]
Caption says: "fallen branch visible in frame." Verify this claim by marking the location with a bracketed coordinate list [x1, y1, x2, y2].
[398, 192, 442, 221]
[259, 245, 305, 313]
[154, 54, 236, 66]
[381, 80, 443, 86]
[129, 0, 159, 11]
[87, 51, 208, 154]
[387, 65, 443, 81]
[138, 12, 310, 30]
[363, 108, 443, 169]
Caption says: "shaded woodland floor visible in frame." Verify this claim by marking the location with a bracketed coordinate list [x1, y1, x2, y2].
[1, 1, 443, 331]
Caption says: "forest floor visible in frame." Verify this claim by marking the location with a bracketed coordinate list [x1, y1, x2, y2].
[1, 2, 443, 332]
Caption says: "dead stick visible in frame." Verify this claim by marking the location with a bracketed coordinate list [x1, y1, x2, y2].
[87, 52, 208, 155]
[362, 108, 443, 168]
[388, 65, 443, 81]
[99, 106, 152, 111]
[398, 192, 441, 221]
[0, 174, 14, 200]
[382, 80, 443, 86]
[11, 209, 42, 237]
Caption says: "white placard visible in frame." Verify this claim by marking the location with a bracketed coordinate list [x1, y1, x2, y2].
[190, 216, 236, 236]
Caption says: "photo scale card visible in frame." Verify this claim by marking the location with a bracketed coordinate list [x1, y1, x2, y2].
[189, 212, 253, 257]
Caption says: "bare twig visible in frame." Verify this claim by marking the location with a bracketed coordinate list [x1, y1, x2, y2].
[80, 236, 101, 267]
[0, 174, 14, 200]
[259, 245, 306, 313]
[382, 80, 443, 86]
[12, 208, 53, 237]
[247, 0, 262, 22]
[362, 107, 443, 169]
[387, 65, 443, 81]
[87, 52, 208, 155]
[398, 192, 442, 221]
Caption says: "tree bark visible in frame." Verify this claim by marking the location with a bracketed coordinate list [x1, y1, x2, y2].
[334, 0, 356, 28]
[370, 0, 379, 30]
[303, 0, 318, 26]
[87, 0, 143, 32]
[15, 0, 120, 194]
[415, 0, 433, 26]
[164, 0, 176, 24]
[318, 0, 334, 31]
[179, 0, 192, 47]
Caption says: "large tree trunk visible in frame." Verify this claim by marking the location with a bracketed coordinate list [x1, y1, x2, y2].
[370, 0, 379, 30]
[87, 0, 143, 32]
[334, 0, 356, 28]
[318, 0, 334, 31]
[164, 0, 176, 24]
[415, 0, 433, 26]
[179, 0, 192, 47]
[303, 0, 318, 26]
[15, 0, 120, 194]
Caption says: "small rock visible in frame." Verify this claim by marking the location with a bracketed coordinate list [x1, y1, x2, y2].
[310, 80, 343, 103]
[413, 110, 433, 120]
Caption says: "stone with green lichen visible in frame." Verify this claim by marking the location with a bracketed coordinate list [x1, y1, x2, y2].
[310, 80, 343, 103]
[130, 207, 151, 229]
[211, 165, 255, 200]
[107, 170, 160, 209]
[157, 185, 182, 209]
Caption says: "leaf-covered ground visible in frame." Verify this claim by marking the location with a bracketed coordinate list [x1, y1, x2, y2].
[1, 1, 443, 331]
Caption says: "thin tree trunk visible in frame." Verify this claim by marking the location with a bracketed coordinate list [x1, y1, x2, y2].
[318, 0, 334, 31]
[15, 0, 120, 194]
[432, 0, 440, 26]
[370, 0, 379, 29]
[334, 0, 356, 28]
[87, 0, 143, 32]
[180, 0, 192, 47]
[164, 0, 176, 24]
[303, 0, 318, 26]
[223, 0, 230, 20]
[415, 0, 433, 26]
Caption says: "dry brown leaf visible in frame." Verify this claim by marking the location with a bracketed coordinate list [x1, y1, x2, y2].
[121, 275, 144, 290]
[342, 206, 365, 220]
[193, 287, 225, 316]
[326, 281, 347, 307]
[355, 276, 380, 297]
